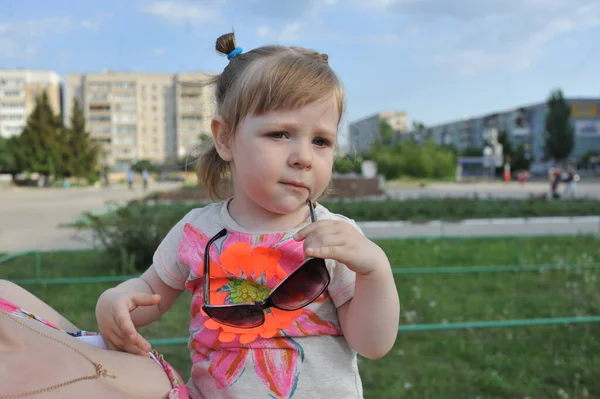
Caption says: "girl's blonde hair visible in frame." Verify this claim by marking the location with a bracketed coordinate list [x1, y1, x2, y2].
[197, 32, 345, 199]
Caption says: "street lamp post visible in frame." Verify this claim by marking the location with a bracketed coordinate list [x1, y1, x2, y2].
[483, 146, 494, 180]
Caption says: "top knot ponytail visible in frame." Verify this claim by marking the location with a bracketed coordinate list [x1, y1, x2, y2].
[215, 33, 238, 57]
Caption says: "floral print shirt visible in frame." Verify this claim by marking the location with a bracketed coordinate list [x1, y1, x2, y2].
[153, 200, 364, 399]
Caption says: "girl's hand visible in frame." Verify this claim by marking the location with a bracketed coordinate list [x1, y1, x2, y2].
[293, 220, 388, 275]
[96, 289, 160, 357]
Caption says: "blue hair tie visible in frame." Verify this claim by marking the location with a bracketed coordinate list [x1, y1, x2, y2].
[227, 47, 243, 60]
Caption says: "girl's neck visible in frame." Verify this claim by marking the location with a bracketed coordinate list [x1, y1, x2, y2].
[227, 197, 310, 233]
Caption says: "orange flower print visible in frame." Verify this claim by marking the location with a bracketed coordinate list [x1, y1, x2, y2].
[178, 224, 342, 399]
[203, 241, 304, 344]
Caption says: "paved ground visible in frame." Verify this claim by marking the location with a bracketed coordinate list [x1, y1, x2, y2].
[386, 181, 600, 199]
[358, 217, 600, 239]
[0, 182, 180, 253]
[0, 181, 599, 253]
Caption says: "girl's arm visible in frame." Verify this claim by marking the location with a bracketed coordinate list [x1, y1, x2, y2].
[336, 247, 399, 359]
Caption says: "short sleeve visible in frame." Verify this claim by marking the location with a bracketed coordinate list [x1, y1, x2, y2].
[326, 217, 364, 308]
[152, 210, 199, 290]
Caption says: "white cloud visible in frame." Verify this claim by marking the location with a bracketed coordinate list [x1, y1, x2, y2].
[256, 22, 301, 42]
[361, 33, 401, 45]
[81, 12, 113, 31]
[0, 17, 72, 59]
[0, 37, 16, 58]
[354, 0, 600, 74]
[140, 1, 220, 24]
[151, 48, 166, 56]
[0, 13, 113, 60]
[248, 0, 342, 43]
[22, 17, 73, 36]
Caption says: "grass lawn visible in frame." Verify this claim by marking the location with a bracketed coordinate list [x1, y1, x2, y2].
[2, 236, 600, 398]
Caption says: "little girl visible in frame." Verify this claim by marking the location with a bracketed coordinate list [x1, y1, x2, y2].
[96, 32, 400, 399]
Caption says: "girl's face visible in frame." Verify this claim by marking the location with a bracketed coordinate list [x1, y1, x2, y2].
[223, 94, 339, 222]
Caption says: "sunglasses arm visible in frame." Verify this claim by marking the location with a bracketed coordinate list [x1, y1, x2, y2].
[203, 229, 227, 306]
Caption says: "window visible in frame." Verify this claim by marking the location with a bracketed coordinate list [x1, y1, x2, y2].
[115, 104, 137, 112]
[3, 90, 22, 97]
[89, 115, 111, 122]
[92, 137, 111, 143]
[91, 126, 111, 134]
[113, 137, 136, 144]
[89, 104, 111, 112]
[0, 102, 25, 109]
[89, 94, 108, 101]
[112, 114, 137, 123]
[0, 114, 24, 121]
[88, 83, 111, 90]
[113, 125, 137, 134]
[114, 82, 136, 89]
[0, 79, 24, 88]
[181, 115, 201, 121]
[110, 93, 136, 102]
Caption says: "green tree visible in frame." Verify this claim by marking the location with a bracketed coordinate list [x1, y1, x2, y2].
[581, 150, 599, 168]
[412, 121, 426, 132]
[497, 129, 513, 160]
[0, 136, 20, 173]
[461, 146, 485, 157]
[16, 91, 64, 177]
[379, 120, 394, 147]
[131, 159, 155, 173]
[63, 98, 99, 178]
[511, 144, 532, 171]
[334, 155, 362, 174]
[544, 89, 574, 161]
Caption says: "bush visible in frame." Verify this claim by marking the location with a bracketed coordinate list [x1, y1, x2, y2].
[83, 200, 191, 272]
[371, 140, 455, 180]
[81, 197, 600, 275]
[334, 156, 362, 174]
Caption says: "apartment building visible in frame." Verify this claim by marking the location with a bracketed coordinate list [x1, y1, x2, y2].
[424, 98, 600, 162]
[0, 69, 62, 138]
[65, 71, 214, 171]
[348, 111, 407, 154]
[175, 73, 215, 160]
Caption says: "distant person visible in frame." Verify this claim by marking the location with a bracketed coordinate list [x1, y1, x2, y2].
[142, 169, 149, 190]
[127, 170, 134, 190]
[518, 170, 528, 186]
[563, 163, 578, 198]
[550, 167, 562, 199]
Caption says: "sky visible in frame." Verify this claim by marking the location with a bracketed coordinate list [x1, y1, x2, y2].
[1, 0, 600, 139]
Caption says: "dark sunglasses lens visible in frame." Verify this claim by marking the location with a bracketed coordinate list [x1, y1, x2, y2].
[204, 305, 264, 328]
[272, 258, 329, 310]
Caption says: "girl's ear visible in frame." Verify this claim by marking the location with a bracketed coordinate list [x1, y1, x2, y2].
[211, 116, 233, 162]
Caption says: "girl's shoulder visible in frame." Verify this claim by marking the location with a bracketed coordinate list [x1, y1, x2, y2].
[176, 201, 228, 229]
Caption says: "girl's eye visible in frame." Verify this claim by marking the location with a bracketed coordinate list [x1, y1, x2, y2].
[313, 137, 330, 147]
[269, 132, 287, 139]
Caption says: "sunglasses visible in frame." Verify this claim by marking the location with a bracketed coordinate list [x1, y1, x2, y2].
[202, 201, 330, 328]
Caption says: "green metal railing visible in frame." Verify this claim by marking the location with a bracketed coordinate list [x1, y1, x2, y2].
[2, 249, 600, 346]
